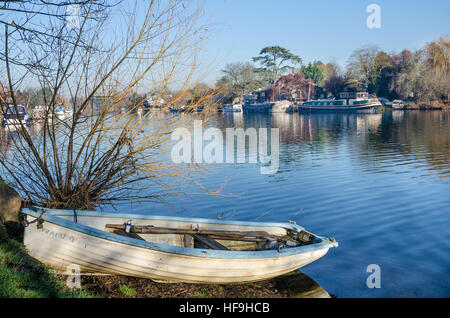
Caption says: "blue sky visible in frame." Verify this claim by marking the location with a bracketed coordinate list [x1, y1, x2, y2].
[199, 0, 450, 84]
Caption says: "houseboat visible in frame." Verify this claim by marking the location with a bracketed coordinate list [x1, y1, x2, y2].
[298, 92, 382, 113]
[55, 106, 68, 120]
[1, 104, 31, 127]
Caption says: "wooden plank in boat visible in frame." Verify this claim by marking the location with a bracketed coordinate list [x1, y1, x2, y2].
[193, 234, 229, 250]
[105, 224, 274, 239]
[112, 229, 146, 241]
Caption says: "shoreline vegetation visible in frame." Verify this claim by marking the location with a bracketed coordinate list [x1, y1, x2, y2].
[0, 223, 331, 298]
[383, 101, 449, 110]
[397, 103, 449, 110]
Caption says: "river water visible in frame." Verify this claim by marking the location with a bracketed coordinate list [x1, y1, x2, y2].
[129, 110, 449, 297]
[2, 109, 449, 297]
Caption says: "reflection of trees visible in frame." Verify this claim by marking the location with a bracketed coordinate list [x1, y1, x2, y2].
[272, 113, 382, 146]
[221, 111, 449, 177]
[190, 111, 449, 177]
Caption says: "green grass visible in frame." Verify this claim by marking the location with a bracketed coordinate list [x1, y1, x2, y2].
[118, 284, 136, 297]
[0, 223, 94, 298]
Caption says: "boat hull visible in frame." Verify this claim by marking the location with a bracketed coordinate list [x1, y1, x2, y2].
[22, 209, 336, 284]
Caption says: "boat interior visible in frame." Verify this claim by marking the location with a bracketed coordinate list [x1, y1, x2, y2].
[104, 221, 316, 252]
[35, 210, 320, 252]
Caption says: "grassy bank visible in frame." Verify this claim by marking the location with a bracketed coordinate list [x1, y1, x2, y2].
[0, 223, 94, 298]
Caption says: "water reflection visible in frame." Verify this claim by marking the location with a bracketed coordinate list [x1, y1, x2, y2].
[2, 111, 449, 181]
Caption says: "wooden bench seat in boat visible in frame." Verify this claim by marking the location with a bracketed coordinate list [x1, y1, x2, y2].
[111, 229, 146, 241]
[105, 223, 272, 250]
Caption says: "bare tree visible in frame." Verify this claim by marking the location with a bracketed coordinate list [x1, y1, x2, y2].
[0, 1, 217, 209]
[346, 45, 383, 92]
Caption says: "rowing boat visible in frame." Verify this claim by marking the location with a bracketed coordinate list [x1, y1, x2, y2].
[21, 207, 338, 284]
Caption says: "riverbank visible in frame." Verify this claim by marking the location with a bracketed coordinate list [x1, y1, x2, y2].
[78, 270, 332, 298]
[384, 101, 449, 110]
[404, 101, 449, 110]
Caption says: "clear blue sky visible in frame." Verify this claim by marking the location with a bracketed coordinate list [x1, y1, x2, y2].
[200, 0, 450, 84]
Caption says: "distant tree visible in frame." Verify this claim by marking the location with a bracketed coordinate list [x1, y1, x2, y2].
[425, 36, 450, 75]
[25, 88, 41, 108]
[392, 52, 428, 101]
[322, 62, 347, 97]
[269, 73, 313, 101]
[346, 46, 386, 93]
[370, 49, 414, 99]
[129, 92, 144, 108]
[374, 52, 393, 97]
[392, 50, 413, 73]
[190, 83, 212, 103]
[252, 46, 302, 84]
[299, 61, 324, 85]
[36, 87, 52, 98]
[392, 38, 450, 102]
[216, 62, 264, 103]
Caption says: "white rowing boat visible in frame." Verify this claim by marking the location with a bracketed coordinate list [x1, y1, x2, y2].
[21, 207, 338, 284]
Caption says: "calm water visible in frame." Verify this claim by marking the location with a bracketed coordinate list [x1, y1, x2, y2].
[124, 110, 449, 297]
[2, 109, 449, 297]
